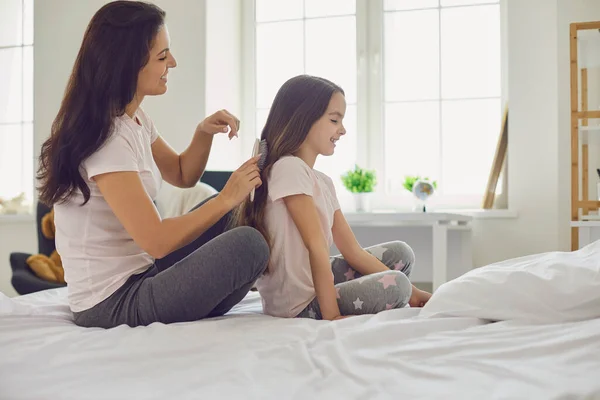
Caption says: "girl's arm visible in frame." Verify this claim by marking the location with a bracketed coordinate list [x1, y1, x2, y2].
[331, 210, 391, 275]
[283, 194, 343, 321]
[152, 110, 239, 188]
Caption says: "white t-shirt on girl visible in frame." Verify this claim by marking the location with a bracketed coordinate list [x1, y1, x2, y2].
[256, 155, 341, 318]
[54, 108, 162, 312]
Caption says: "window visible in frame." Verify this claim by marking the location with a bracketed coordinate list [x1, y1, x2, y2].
[245, 0, 503, 209]
[0, 0, 34, 208]
[250, 0, 358, 199]
[382, 0, 501, 205]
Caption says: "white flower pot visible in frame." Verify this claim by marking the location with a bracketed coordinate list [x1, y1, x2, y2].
[354, 193, 371, 212]
[413, 202, 427, 212]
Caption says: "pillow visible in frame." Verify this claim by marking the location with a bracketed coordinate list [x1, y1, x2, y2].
[155, 182, 218, 218]
[420, 240, 600, 323]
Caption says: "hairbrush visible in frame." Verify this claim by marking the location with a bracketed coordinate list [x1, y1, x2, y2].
[250, 138, 268, 202]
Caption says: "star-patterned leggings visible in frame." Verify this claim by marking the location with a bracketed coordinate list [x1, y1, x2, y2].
[296, 241, 415, 320]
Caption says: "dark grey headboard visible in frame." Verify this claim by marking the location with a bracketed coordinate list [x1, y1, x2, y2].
[200, 171, 233, 192]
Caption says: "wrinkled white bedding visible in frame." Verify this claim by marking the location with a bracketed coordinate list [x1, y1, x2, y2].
[2, 243, 600, 400]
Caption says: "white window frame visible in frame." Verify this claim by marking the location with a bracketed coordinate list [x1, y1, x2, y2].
[241, 0, 505, 210]
[0, 0, 34, 212]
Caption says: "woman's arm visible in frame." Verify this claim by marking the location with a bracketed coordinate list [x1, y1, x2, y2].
[150, 133, 211, 188]
[152, 110, 239, 188]
[331, 210, 390, 275]
[283, 194, 343, 321]
[94, 155, 261, 259]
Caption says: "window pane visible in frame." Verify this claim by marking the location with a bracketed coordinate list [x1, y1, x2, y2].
[305, 16, 357, 104]
[23, 46, 33, 122]
[305, 0, 356, 18]
[441, 98, 501, 195]
[384, 0, 439, 11]
[384, 102, 440, 193]
[441, 0, 499, 6]
[0, 0, 23, 47]
[314, 105, 357, 195]
[256, 21, 304, 108]
[22, 122, 33, 203]
[206, 134, 242, 171]
[256, 108, 270, 139]
[0, 47, 23, 123]
[256, 0, 303, 22]
[384, 10, 439, 102]
[23, 0, 33, 45]
[0, 124, 25, 200]
[441, 5, 500, 99]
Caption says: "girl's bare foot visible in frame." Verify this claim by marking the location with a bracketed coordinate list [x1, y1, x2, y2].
[409, 286, 432, 308]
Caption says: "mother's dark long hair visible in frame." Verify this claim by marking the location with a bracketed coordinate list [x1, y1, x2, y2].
[234, 75, 344, 270]
[37, 1, 165, 206]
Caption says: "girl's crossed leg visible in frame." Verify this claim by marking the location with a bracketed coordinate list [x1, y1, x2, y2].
[297, 241, 415, 319]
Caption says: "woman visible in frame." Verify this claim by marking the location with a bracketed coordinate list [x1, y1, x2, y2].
[37, 1, 269, 328]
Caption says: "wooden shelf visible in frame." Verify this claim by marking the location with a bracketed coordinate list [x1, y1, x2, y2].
[573, 21, 600, 31]
[579, 126, 600, 131]
[571, 220, 600, 228]
[570, 21, 600, 250]
[576, 111, 600, 119]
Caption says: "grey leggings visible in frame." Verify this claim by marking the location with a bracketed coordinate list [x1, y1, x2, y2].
[296, 241, 415, 319]
[73, 195, 269, 328]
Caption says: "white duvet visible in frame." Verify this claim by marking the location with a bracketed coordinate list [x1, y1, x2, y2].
[1, 243, 600, 400]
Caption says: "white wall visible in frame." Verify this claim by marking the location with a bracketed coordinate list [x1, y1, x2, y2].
[3, 0, 600, 296]
[204, 0, 244, 171]
[470, 0, 600, 268]
[499, 0, 562, 258]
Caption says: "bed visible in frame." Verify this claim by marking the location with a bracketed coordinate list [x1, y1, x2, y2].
[2, 243, 600, 399]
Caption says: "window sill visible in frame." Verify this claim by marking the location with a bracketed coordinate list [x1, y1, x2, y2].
[0, 213, 35, 224]
[342, 208, 518, 222]
[437, 208, 518, 220]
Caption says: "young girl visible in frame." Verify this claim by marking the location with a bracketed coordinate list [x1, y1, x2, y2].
[238, 75, 431, 321]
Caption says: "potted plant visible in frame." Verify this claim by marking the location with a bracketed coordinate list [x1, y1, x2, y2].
[341, 165, 377, 212]
[403, 175, 437, 212]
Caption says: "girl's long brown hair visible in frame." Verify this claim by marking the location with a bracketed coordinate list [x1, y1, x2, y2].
[37, 1, 165, 206]
[234, 75, 344, 268]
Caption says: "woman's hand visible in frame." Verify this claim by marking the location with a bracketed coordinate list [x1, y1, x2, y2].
[217, 155, 263, 209]
[197, 109, 240, 139]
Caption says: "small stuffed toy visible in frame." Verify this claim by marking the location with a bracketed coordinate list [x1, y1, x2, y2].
[26, 208, 65, 284]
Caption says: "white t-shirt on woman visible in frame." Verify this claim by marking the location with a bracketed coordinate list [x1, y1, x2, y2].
[54, 108, 162, 312]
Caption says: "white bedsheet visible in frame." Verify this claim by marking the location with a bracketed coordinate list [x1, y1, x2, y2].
[1, 288, 599, 400]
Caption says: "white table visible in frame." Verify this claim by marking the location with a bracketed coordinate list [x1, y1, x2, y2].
[343, 212, 473, 291]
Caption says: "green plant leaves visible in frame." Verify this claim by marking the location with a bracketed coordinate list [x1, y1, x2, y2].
[340, 165, 377, 193]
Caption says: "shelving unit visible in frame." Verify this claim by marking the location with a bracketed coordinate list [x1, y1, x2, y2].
[570, 21, 600, 250]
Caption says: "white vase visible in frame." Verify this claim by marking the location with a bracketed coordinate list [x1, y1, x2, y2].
[354, 193, 371, 212]
[412, 198, 427, 212]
